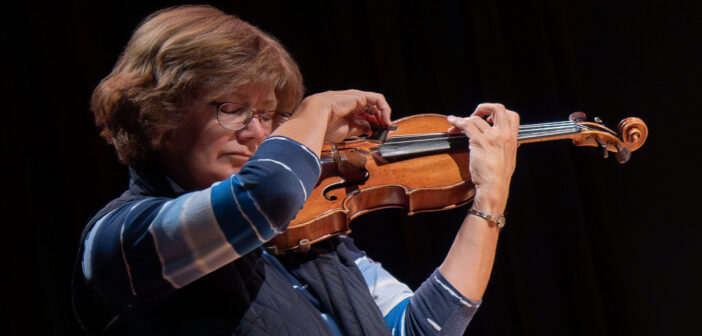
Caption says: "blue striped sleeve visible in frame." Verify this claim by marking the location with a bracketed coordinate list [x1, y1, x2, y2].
[355, 255, 481, 336]
[83, 136, 321, 302]
[385, 298, 410, 336]
[237, 136, 321, 227]
[399, 269, 480, 336]
[83, 198, 176, 303]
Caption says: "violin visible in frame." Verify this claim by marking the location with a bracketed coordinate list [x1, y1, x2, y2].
[268, 112, 648, 252]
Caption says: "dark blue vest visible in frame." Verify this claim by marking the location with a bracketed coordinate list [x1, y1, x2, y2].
[72, 167, 390, 335]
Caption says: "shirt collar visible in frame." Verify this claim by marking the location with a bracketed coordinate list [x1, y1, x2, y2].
[128, 165, 187, 198]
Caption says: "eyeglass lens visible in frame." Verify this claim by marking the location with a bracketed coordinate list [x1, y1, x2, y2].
[217, 103, 280, 131]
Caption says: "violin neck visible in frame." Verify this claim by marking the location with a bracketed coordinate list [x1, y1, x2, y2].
[517, 120, 581, 144]
[376, 121, 582, 162]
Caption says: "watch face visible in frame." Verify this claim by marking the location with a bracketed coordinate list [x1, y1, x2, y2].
[496, 217, 506, 229]
[469, 208, 505, 229]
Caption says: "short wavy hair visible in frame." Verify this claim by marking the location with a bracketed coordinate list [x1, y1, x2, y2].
[91, 5, 304, 165]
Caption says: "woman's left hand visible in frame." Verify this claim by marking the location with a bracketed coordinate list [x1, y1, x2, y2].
[446, 103, 519, 215]
[440, 103, 519, 302]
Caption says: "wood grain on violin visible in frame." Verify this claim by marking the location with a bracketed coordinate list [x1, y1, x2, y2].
[269, 113, 648, 252]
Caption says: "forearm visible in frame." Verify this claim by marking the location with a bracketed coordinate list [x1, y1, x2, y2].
[439, 187, 506, 302]
[271, 98, 331, 156]
[440, 104, 518, 302]
[398, 269, 480, 336]
[84, 137, 320, 302]
[149, 137, 320, 287]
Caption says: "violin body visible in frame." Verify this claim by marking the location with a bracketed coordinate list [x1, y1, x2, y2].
[269, 113, 648, 252]
[271, 114, 474, 251]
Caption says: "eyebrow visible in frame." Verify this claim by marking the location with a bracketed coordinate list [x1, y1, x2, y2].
[223, 95, 277, 106]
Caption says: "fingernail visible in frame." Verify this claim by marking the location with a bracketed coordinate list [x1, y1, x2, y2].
[447, 115, 456, 122]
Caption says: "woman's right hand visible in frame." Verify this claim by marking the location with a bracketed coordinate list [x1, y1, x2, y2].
[296, 90, 392, 143]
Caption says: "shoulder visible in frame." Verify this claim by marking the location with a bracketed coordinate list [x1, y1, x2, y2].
[84, 192, 170, 238]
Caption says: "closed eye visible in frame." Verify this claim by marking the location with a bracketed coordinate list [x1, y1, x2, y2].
[259, 111, 278, 121]
[221, 106, 247, 115]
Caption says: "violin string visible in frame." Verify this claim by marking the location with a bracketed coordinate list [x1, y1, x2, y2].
[517, 130, 581, 141]
[517, 124, 583, 140]
[386, 121, 580, 139]
[519, 121, 576, 129]
[383, 122, 585, 146]
[519, 124, 581, 133]
[377, 122, 590, 160]
[376, 121, 599, 163]
[392, 121, 580, 140]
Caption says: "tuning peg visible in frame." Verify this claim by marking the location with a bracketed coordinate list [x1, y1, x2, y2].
[569, 112, 587, 122]
[595, 137, 609, 159]
[614, 143, 631, 164]
[594, 116, 604, 125]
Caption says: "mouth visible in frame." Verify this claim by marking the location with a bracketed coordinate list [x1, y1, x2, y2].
[222, 152, 252, 158]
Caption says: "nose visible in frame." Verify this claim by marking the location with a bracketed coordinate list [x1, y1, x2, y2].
[237, 116, 267, 142]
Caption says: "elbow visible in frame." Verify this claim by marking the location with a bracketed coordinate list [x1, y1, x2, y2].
[256, 185, 305, 232]
[237, 158, 315, 233]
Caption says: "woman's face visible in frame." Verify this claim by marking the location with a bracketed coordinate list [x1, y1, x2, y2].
[160, 84, 278, 190]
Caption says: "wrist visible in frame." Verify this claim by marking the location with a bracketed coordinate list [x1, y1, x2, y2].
[273, 97, 331, 156]
[473, 191, 507, 215]
[473, 185, 509, 216]
[294, 97, 332, 124]
[468, 208, 506, 230]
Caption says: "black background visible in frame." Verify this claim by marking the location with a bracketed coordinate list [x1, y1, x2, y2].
[2, 0, 701, 335]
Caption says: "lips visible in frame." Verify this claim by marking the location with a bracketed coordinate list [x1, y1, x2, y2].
[223, 152, 252, 158]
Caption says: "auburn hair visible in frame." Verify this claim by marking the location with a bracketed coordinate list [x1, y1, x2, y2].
[91, 5, 304, 164]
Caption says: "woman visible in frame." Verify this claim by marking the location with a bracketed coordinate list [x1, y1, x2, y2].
[73, 5, 519, 335]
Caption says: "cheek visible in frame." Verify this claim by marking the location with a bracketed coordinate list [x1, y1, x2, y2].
[192, 126, 229, 159]
[189, 133, 242, 184]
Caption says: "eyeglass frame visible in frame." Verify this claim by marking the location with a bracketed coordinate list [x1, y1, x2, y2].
[211, 101, 293, 131]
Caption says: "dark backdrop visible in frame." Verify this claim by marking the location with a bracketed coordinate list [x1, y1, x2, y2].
[2, 1, 700, 335]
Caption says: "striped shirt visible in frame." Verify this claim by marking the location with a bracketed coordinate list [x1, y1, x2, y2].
[81, 136, 479, 335]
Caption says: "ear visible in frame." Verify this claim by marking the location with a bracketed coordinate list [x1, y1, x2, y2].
[154, 129, 181, 179]
[160, 128, 179, 152]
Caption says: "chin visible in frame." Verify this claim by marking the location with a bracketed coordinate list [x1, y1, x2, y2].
[219, 154, 249, 170]
[214, 165, 242, 181]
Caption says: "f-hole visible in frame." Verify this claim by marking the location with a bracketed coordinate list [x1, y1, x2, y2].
[322, 170, 370, 200]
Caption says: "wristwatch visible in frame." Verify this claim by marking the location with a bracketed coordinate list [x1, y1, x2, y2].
[468, 208, 506, 230]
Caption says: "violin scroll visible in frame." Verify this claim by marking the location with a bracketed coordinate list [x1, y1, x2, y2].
[617, 117, 648, 151]
[569, 114, 648, 164]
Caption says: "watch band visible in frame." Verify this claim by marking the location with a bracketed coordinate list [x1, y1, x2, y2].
[468, 208, 506, 229]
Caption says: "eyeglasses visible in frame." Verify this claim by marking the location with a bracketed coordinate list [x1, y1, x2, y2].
[211, 101, 292, 131]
